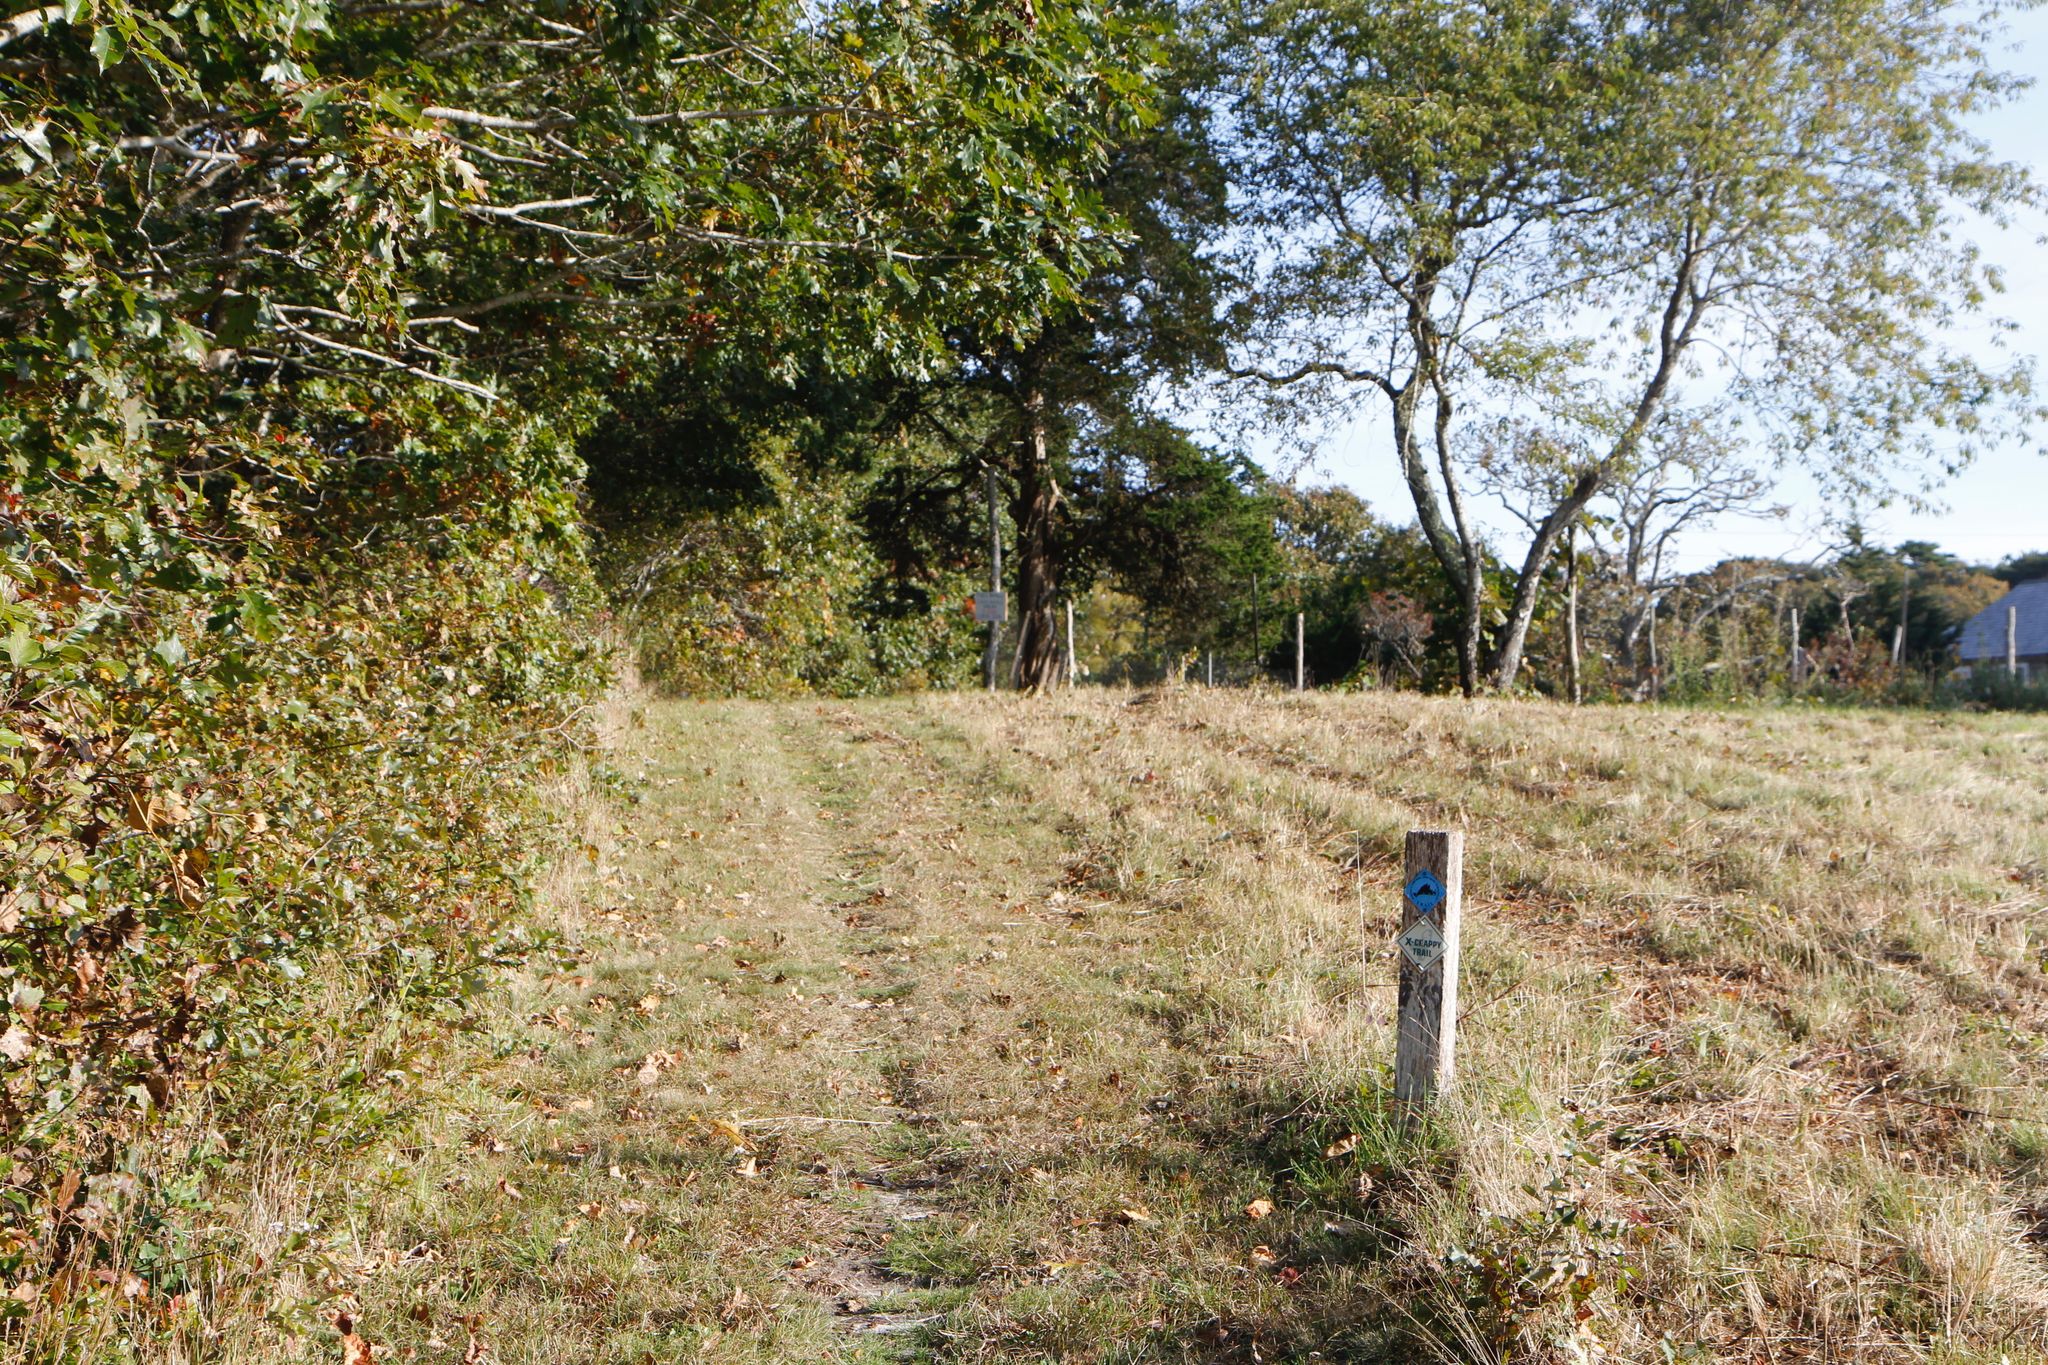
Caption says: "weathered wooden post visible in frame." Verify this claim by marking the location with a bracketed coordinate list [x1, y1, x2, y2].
[1066, 601, 1077, 687]
[1394, 830, 1463, 1110]
[1789, 607, 1804, 687]
[1251, 573, 1261, 676]
[2009, 604, 2020, 678]
[1206, 650, 1214, 686]
[984, 469, 1002, 692]
[1564, 524, 1582, 705]
[1294, 612, 1305, 692]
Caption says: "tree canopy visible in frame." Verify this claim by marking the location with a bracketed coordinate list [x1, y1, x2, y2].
[1216, 0, 2037, 693]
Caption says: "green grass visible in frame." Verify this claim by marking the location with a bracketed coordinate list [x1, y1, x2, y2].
[104, 687, 2048, 1365]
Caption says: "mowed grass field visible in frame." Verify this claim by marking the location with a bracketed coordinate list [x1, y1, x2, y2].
[203, 689, 2048, 1364]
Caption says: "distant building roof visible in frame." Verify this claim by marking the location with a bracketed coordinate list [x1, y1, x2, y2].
[1957, 578, 2048, 659]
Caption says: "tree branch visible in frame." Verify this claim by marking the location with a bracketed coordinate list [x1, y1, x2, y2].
[270, 321, 499, 401]
[0, 5, 59, 50]
[1224, 360, 1388, 389]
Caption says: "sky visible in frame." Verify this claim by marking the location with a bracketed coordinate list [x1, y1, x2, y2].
[1230, 9, 2048, 573]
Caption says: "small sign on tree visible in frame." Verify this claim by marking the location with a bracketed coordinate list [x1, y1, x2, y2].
[971, 591, 1007, 624]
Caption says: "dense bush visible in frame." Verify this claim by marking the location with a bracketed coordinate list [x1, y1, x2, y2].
[1, 408, 599, 1339]
[599, 462, 980, 697]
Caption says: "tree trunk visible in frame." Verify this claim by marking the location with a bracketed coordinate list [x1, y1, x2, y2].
[1455, 576, 1483, 697]
[1489, 474, 1598, 691]
[1011, 382, 1063, 692]
[1387, 389, 1479, 696]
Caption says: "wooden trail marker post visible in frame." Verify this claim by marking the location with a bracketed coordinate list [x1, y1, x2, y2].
[2009, 604, 2020, 678]
[1294, 612, 1305, 691]
[1394, 830, 1463, 1110]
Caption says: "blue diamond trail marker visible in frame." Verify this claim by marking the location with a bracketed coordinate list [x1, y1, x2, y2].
[1404, 868, 1445, 915]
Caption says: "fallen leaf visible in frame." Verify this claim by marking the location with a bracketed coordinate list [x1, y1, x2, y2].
[733, 1156, 760, 1179]
[1249, 1244, 1277, 1266]
[0, 1024, 33, 1062]
[1323, 1133, 1360, 1158]
[1244, 1198, 1275, 1221]
[496, 1179, 522, 1201]
[1115, 1205, 1152, 1225]
[336, 1310, 373, 1365]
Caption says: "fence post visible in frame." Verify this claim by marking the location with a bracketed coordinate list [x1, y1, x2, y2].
[984, 469, 1001, 692]
[2009, 604, 2019, 678]
[1295, 612, 1305, 692]
[1394, 830, 1463, 1110]
[1789, 607, 1804, 687]
[1066, 601, 1077, 687]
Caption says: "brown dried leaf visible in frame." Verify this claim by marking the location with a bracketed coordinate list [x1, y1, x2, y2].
[336, 1310, 374, 1365]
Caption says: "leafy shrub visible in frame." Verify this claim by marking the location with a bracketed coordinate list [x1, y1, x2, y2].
[1941, 667, 2048, 713]
[1, 415, 600, 1341]
[599, 461, 978, 698]
[1441, 1122, 1638, 1362]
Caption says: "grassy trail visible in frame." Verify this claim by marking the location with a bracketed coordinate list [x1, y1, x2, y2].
[334, 696, 1380, 1363]
[308, 691, 2048, 1365]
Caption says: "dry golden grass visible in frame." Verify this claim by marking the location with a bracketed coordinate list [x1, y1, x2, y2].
[129, 686, 2048, 1364]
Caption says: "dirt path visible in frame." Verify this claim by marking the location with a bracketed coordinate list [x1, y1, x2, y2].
[336, 696, 1401, 1365]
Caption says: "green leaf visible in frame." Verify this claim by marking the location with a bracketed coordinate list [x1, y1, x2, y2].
[89, 24, 123, 70]
[1, 628, 40, 668]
